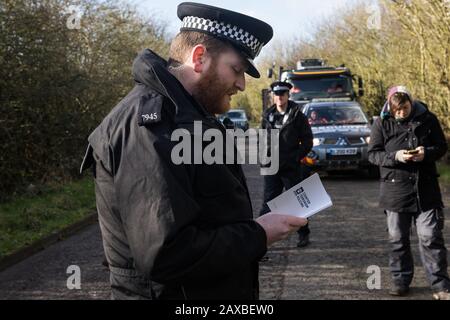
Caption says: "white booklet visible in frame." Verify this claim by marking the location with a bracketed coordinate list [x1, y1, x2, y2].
[267, 173, 333, 218]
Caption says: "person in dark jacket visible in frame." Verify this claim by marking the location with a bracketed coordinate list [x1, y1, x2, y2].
[80, 2, 307, 300]
[368, 85, 450, 300]
[259, 81, 314, 248]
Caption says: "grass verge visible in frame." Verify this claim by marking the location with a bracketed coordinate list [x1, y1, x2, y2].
[249, 120, 261, 129]
[438, 161, 450, 186]
[0, 176, 96, 259]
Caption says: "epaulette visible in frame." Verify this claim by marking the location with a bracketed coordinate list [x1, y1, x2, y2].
[138, 93, 163, 126]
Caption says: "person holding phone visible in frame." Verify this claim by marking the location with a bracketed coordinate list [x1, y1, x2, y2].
[368, 86, 450, 299]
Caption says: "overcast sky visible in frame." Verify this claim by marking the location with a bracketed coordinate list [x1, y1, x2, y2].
[128, 0, 371, 58]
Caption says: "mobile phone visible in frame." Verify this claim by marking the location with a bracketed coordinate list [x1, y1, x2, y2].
[405, 149, 419, 155]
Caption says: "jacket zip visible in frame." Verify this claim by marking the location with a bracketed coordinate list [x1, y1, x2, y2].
[181, 285, 188, 300]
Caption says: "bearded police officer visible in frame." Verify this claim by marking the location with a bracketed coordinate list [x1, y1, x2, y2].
[260, 81, 313, 248]
[80, 2, 307, 300]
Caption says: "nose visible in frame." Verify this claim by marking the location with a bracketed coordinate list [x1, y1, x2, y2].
[235, 73, 245, 92]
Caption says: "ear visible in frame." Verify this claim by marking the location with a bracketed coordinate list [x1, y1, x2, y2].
[190, 44, 207, 74]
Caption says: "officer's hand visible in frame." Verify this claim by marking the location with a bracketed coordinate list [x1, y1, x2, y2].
[412, 146, 425, 162]
[395, 150, 414, 163]
[256, 213, 308, 247]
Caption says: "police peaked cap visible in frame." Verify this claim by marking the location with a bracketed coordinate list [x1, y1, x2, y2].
[270, 81, 293, 92]
[177, 2, 273, 78]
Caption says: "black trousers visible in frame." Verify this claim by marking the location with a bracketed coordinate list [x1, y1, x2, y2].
[259, 166, 310, 236]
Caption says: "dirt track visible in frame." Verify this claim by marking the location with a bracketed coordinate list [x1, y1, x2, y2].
[0, 164, 449, 300]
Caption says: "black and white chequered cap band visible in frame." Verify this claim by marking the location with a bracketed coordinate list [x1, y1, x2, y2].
[181, 16, 264, 58]
[273, 85, 291, 92]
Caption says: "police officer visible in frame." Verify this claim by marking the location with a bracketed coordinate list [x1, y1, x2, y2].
[80, 2, 307, 300]
[260, 81, 314, 248]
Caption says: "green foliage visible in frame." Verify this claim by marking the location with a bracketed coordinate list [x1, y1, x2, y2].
[239, 0, 450, 129]
[231, 74, 272, 123]
[1, 0, 448, 200]
[437, 161, 450, 186]
[0, 0, 169, 199]
[0, 176, 95, 258]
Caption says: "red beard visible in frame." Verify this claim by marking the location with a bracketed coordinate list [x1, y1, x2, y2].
[192, 63, 233, 115]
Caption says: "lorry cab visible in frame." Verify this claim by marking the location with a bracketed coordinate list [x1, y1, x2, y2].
[266, 59, 364, 110]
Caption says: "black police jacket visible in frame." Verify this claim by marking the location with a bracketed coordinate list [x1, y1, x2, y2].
[80, 49, 267, 300]
[261, 101, 313, 173]
[368, 101, 447, 213]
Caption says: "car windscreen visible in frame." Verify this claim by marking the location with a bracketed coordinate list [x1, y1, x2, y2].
[307, 106, 368, 126]
[227, 111, 246, 119]
[289, 75, 353, 100]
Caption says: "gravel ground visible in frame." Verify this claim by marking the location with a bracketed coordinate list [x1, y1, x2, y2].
[0, 163, 449, 300]
[255, 169, 450, 300]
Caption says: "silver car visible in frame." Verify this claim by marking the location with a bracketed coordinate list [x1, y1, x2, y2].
[219, 109, 250, 131]
[302, 101, 378, 176]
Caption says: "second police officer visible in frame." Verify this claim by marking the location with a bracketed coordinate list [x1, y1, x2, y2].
[260, 81, 314, 248]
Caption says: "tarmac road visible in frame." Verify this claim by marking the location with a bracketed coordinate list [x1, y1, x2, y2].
[0, 164, 449, 300]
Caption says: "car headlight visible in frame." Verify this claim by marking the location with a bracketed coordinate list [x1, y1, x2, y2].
[313, 138, 324, 146]
[365, 136, 371, 144]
